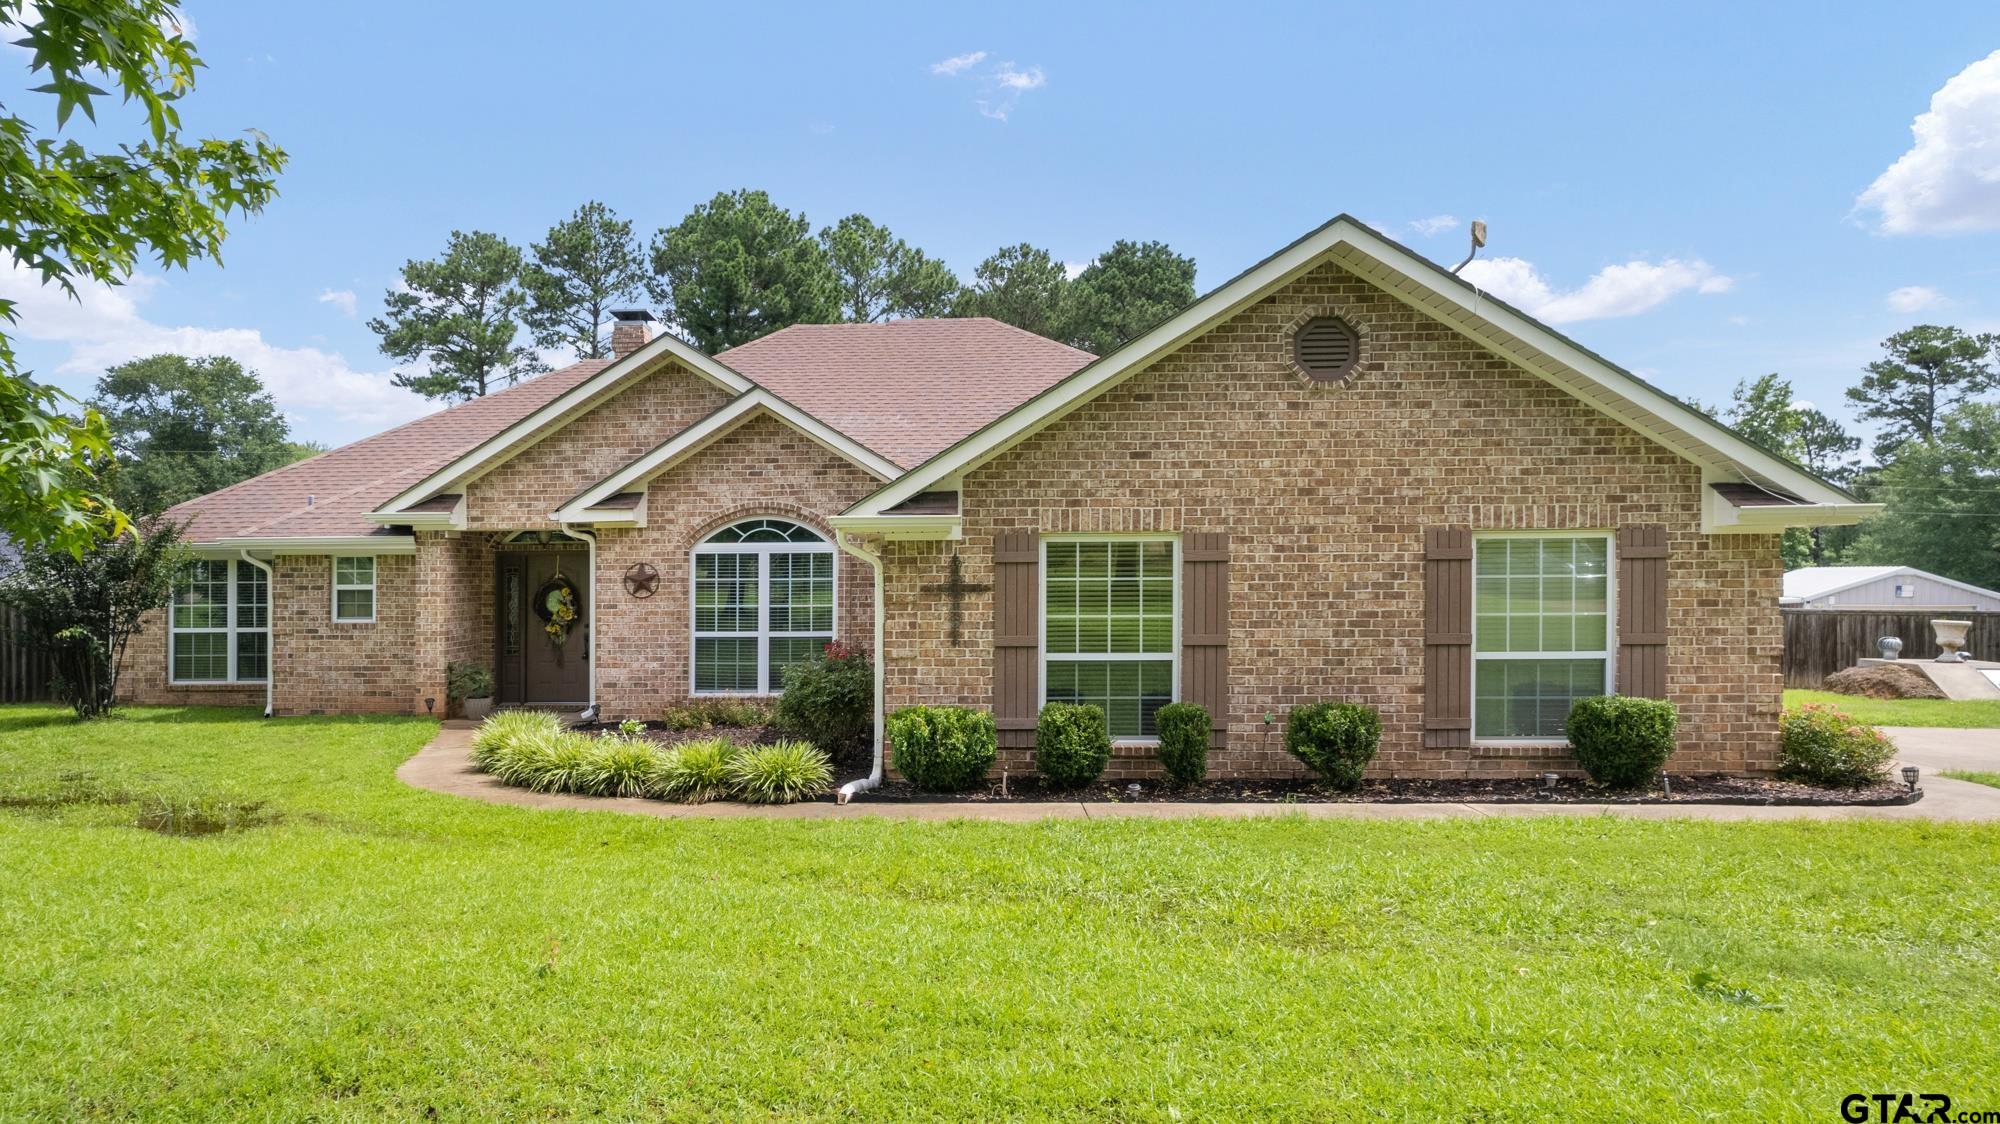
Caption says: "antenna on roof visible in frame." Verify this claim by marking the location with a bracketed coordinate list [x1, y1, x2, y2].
[1451, 220, 1487, 275]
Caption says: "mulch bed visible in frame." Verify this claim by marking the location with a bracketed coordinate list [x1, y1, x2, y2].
[572, 722, 1918, 807]
[865, 773, 1921, 807]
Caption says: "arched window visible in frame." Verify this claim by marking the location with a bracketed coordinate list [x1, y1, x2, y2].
[692, 518, 835, 694]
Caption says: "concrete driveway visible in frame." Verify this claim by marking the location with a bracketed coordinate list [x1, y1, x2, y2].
[1883, 726, 2000, 775]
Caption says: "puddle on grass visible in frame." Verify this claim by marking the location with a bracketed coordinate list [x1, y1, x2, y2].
[134, 796, 279, 837]
[0, 773, 278, 836]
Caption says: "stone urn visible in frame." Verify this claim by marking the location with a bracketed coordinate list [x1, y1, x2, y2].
[462, 695, 495, 721]
[1878, 635, 1904, 660]
[1932, 619, 1972, 664]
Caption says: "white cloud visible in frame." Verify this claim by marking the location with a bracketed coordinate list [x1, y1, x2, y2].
[1856, 49, 2000, 234]
[1063, 260, 1090, 281]
[317, 287, 357, 317]
[1886, 284, 1946, 312]
[931, 51, 1047, 121]
[1, 262, 428, 430]
[929, 51, 987, 76]
[1409, 215, 1460, 237]
[1458, 255, 1734, 323]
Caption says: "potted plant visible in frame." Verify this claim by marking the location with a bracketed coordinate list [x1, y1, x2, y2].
[447, 660, 496, 721]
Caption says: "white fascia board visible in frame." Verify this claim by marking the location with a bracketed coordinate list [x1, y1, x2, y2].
[843, 216, 1855, 518]
[373, 336, 756, 517]
[556, 494, 648, 529]
[826, 513, 963, 541]
[554, 391, 901, 523]
[196, 535, 420, 555]
[1707, 502, 1883, 534]
[365, 494, 465, 530]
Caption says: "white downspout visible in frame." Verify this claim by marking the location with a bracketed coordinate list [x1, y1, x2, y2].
[237, 550, 274, 718]
[835, 530, 885, 804]
[569, 526, 600, 723]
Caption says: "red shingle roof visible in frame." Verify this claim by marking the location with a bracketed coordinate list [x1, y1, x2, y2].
[166, 318, 1094, 542]
[165, 361, 610, 540]
[716, 318, 1093, 467]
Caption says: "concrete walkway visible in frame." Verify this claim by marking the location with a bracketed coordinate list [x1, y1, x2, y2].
[396, 723, 2000, 823]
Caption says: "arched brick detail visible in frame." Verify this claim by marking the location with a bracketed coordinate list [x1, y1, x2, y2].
[685, 504, 837, 550]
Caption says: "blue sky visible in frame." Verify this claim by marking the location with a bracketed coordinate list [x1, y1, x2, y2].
[7, 1, 2000, 449]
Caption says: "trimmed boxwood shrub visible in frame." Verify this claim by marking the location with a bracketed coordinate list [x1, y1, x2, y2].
[1036, 703, 1111, 788]
[888, 705, 997, 792]
[1566, 696, 1678, 788]
[1780, 703, 1894, 788]
[1284, 703, 1380, 791]
[775, 641, 873, 760]
[1154, 702, 1210, 786]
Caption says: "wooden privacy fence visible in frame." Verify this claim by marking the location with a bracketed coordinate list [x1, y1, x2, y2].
[0, 605, 54, 704]
[1783, 608, 2000, 688]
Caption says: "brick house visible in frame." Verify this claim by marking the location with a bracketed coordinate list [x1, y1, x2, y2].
[125, 217, 1874, 784]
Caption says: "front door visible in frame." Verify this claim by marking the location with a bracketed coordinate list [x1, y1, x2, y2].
[496, 549, 590, 706]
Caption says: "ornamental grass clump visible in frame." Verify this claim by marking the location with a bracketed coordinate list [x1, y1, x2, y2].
[1284, 702, 1381, 791]
[1153, 702, 1210, 786]
[1780, 703, 1895, 788]
[1035, 703, 1111, 789]
[469, 711, 563, 772]
[887, 705, 996, 793]
[655, 738, 741, 804]
[1565, 696, 1678, 788]
[577, 736, 665, 798]
[727, 741, 834, 805]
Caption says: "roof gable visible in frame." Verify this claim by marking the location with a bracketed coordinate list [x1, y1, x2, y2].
[837, 216, 1874, 528]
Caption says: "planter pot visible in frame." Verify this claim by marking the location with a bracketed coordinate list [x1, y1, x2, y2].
[461, 696, 495, 722]
[1932, 619, 1972, 663]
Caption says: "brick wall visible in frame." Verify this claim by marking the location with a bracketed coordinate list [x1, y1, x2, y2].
[465, 361, 733, 530]
[879, 261, 1786, 779]
[592, 412, 881, 721]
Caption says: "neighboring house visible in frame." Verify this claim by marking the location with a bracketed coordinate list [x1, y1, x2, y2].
[1780, 567, 2000, 612]
[123, 217, 1876, 778]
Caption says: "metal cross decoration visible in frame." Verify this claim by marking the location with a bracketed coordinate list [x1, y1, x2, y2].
[623, 562, 661, 599]
[920, 552, 992, 646]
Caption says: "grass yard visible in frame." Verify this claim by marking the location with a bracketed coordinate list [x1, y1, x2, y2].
[3, 706, 1997, 1120]
[1784, 688, 2000, 728]
[1942, 770, 2000, 790]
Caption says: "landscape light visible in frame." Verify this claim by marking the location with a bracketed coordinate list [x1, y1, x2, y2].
[1902, 766, 1919, 793]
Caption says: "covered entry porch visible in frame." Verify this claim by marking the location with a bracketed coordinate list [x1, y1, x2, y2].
[493, 531, 591, 708]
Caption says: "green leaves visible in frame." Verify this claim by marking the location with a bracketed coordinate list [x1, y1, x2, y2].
[520, 201, 648, 360]
[648, 189, 842, 352]
[89, 353, 297, 515]
[368, 230, 543, 401]
[1845, 325, 2000, 460]
[0, 0, 285, 554]
[819, 213, 960, 322]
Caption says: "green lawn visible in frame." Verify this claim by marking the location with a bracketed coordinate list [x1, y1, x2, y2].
[3, 706, 1997, 1120]
[1785, 689, 2000, 728]
[1942, 770, 2000, 790]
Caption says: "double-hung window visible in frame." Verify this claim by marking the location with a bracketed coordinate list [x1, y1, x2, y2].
[1472, 534, 1613, 741]
[691, 519, 835, 694]
[170, 559, 269, 683]
[1042, 538, 1177, 740]
[333, 556, 376, 622]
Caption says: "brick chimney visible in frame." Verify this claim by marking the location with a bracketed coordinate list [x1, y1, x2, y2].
[609, 309, 656, 358]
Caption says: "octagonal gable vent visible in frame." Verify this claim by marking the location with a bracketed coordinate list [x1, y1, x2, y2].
[1295, 317, 1359, 382]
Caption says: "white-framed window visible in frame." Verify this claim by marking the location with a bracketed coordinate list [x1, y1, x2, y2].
[1472, 533, 1615, 742]
[170, 559, 269, 684]
[332, 556, 376, 622]
[691, 518, 835, 695]
[1041, 536, 1178, 741]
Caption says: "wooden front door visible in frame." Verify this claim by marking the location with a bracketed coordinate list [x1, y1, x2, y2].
[496, 550, 590, 706]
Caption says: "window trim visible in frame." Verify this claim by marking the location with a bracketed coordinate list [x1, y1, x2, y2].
[1038, 533, 1180, 745]
[689, 520, 838, 697]
[168, 557, 269, 685]
[332, 555, 377, 624]
[1470, 530, 1617, 746]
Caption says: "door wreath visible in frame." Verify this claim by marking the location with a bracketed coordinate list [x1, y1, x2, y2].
[533, 573, 581, 646]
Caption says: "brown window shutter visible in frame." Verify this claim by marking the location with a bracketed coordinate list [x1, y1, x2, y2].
[1616, 525, 1669, 698]
[992, 532, 1040, 749]
[1180, 533, 1229, 748]
[1423, 527, 1474, 748]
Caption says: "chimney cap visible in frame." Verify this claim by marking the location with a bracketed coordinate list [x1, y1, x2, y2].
[610, 308, 656, 323]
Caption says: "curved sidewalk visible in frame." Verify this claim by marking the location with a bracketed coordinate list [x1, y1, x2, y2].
[397, 723, 2000, 822]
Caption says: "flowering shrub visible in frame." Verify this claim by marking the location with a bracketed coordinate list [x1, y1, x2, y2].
[1780, 703, 1894, 788]
[775, 641, 873, 760]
